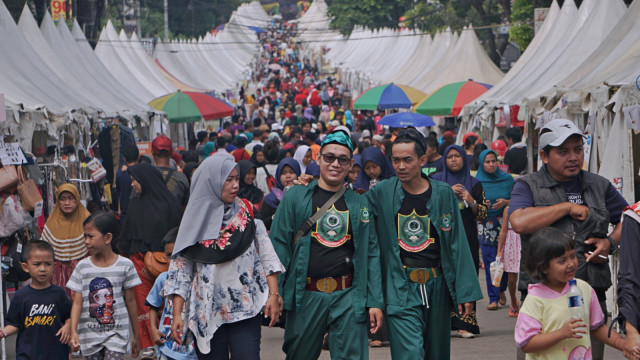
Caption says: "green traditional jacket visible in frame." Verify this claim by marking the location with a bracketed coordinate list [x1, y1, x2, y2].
[269, 180, 384, 322]
[366, 176, 483, 312]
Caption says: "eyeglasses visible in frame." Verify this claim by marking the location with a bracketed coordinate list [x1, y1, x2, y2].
[58, 196, 76, 203]
[319, 153, 351, 166]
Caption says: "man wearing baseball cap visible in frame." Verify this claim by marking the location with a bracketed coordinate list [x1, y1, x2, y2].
[509, 119, 628, 360]
[152, 135, 189, 210]
[269, 129, 384, 359]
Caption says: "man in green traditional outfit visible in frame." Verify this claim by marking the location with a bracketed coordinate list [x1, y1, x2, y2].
[269, 128, 384, 360]
[366, 127, 482, 359]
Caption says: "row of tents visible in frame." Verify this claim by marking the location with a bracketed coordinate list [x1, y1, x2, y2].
[0, 1, 270, 152]
[294, 0, 639, 203]
[292, 0, 504, 98]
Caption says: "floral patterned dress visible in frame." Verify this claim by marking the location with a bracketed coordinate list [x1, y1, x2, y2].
[164, 219, 284, 354]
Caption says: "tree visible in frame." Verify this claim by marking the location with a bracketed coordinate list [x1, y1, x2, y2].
[508, 0, 532, 51]
[325, 0, 414, 35]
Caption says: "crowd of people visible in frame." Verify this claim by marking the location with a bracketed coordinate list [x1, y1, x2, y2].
[1, 16, 640, 360]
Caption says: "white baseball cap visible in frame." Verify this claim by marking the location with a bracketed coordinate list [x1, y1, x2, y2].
[539, 119, 585, 149]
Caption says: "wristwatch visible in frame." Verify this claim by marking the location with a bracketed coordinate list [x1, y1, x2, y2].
[607, 236, 619, 255]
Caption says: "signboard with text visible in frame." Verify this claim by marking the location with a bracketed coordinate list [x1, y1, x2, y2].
[51, 0, 72, 21]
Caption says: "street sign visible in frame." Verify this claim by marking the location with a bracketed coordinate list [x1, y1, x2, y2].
[51, 0, 72, 21]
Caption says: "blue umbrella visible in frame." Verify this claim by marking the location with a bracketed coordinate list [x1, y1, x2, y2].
[378, 112, 435, 128]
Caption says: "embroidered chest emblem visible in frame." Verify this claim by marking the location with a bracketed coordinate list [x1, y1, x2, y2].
[398, 210, 434, 252]
[440, 213, 452, 231]
[312, 205, 351, 247]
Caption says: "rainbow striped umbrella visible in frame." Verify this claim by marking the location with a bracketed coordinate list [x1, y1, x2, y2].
[149, 91, 234, 123]
[353, 83, 426, 110]
[415, 80, 492, 116]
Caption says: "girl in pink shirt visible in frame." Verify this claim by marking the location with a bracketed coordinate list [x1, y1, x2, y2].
[514, 228, 630, 360]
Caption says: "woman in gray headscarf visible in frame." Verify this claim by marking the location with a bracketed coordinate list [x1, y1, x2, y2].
[164, 154, 284, 359]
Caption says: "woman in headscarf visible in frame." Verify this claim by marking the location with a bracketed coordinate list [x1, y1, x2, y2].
[319, 105, 331, 123]
[475, 149, 514, 311]
[202, 141, 216, 160]
[164, 154, 284, 359]
[182, 162, 199, 184]
[259, 158, 301, 231]
[41, 183, 91, 298]
[118, 162, 183, 354]
[293, 144, 313, 174]
[353, 147, 395, 192]
[303, 107, 315, 121]
[432, 144, 487, 338]
[237, 160, 264, 210]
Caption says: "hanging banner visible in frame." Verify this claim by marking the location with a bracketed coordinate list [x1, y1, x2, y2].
[51, 0, 72, 21]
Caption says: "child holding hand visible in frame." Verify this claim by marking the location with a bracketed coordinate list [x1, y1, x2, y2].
[145, 228, 196, 360]
[515, 227, 634, 359]
[0, 240, 72, 360]
[67, 211, 141, 359]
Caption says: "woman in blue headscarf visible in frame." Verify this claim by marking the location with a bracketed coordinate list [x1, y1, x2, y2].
[259, 158, 301, 230]
[475, 149, 514, 311]
[432, 144, 487, 338]
[353, 147, 395, 192]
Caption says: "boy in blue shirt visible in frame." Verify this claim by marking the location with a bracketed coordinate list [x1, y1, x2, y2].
[145, 228, 196, 360]
[0, 240, 72, 360]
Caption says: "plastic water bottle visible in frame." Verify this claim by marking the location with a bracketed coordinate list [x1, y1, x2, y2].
[567, 279, 586, 336]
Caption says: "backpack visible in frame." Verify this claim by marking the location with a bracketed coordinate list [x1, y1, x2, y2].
[263, 166, 277, 192]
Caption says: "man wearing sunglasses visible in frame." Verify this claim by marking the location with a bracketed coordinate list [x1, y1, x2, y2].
[366, 127, 482, 359]
[269, 128, 384, 359]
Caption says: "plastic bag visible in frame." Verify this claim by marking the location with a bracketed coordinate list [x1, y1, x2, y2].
[490, 256, 505, 288]
[0, 195, 34, 237]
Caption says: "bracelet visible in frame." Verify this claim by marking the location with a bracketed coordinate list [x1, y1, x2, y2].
[269, 292, 280, 297]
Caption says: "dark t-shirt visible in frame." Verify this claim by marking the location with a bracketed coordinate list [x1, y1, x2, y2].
[508, 176, 628, 224]
[395, 187, 441, 268]
[307, 187, 355, 278]
[6, 284, 71, 360]
[504, 146, 528, 174]
[422, 157, 444, 176]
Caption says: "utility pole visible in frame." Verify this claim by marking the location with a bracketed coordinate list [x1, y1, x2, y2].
[136, 0, 141, 38]
[164, 0, 169, 41]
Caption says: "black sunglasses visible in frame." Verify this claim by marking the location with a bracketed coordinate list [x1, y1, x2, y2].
[319, 153, 351, 166]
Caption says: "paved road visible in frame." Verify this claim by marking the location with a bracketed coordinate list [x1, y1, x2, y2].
[259, 271, 626, 360]
[0, 271, 626, 359]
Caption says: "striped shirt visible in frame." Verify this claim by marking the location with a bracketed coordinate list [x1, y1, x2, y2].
[41, 225, 88, 261]
[66, 256, 141, 356]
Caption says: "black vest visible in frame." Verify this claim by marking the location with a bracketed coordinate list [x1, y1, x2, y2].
[517, 166, 612, 291]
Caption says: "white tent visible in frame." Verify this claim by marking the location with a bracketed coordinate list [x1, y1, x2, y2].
[0, 1, 94, 113]
[95, 20, 177, 102]
[18, 8, 151, 119]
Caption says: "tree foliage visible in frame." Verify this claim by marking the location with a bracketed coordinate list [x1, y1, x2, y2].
[325, 0, 414, 35]
[509, 0, 532, 51]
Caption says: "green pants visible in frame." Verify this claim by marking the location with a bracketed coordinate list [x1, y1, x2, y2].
[387, 273, 450, 360]
[283, 287, 368, 360]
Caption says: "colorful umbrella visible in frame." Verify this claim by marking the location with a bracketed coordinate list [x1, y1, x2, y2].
[378, 112, 435, 128]
[353, 83, 425, 110]
[149, 91, 234, 123]
[415, 80, 492, 116]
